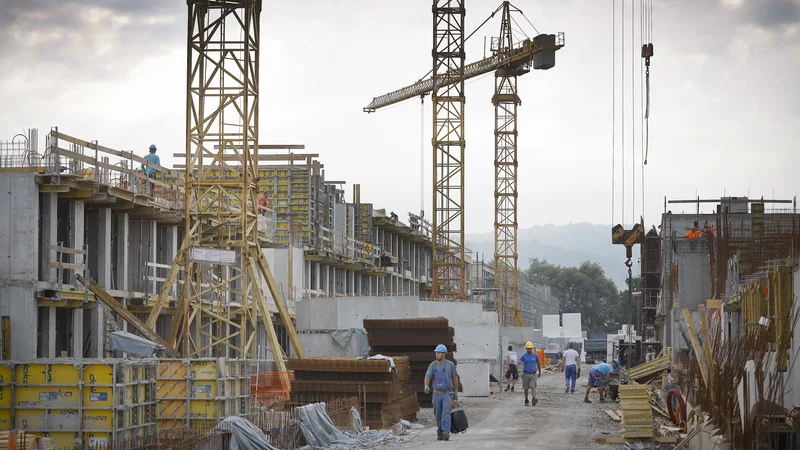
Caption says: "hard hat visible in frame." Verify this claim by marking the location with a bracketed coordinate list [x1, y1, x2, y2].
[434, 344, 447, 353]
[612, 359, 621, 367]
[149, 144, 157, 150]
[525, 341, 534, 349]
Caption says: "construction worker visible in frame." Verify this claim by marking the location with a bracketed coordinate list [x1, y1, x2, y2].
[142, 144, 160, 196]
[258, 190, 270, 216]
[561, 342, 580, 393]
[424, 344, 459, 441]
[686, 221, 701, 239]
[584, 359, 620, 403]
[518, 341, 541, 406]
[504, 345, 518, 392]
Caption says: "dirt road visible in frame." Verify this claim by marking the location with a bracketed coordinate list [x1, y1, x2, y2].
[391, 369, 623, 449]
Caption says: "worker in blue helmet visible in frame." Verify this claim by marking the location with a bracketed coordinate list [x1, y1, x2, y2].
[424, 343, 459, 441]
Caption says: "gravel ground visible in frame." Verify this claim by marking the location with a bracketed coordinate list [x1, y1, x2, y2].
[385, 370, 638, 449]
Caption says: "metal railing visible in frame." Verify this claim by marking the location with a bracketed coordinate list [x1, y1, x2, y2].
[0, 129, 183, 208]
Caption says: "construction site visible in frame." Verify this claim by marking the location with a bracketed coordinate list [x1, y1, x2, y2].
[0, 0, 798, 449]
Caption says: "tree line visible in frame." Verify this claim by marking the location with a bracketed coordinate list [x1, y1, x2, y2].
[520, 258, 641, 335]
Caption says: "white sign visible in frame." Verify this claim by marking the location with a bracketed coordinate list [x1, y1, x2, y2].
[190, 247, 237, 265]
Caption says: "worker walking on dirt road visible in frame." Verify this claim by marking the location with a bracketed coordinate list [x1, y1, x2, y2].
[518, 341, 541, 406]
[424, 344, 460, 441]
[562, 342, 580, 393]
[583, 360, 619, 403]
[504, 345, 518, 392]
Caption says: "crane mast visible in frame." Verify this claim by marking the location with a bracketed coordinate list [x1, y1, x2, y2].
[431, 0, 467, 300]
[493, 2, 525, 326]
[146, 0, 304, 369]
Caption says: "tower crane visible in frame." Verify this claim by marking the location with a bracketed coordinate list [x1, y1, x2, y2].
[365, 1, 564, 325]
[145, 0, 304, 374]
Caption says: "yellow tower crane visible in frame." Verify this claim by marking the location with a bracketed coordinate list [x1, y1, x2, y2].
[146, 0, 304, 371]
[365, 1, 564, 325]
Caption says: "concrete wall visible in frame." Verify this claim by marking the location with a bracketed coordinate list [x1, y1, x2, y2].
[0, 173, 39, 359]
[260, 247, 303, 315]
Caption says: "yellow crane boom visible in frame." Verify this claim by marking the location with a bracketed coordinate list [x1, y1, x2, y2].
[364, 34, 564, 113]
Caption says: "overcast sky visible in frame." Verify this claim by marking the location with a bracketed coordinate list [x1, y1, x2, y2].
[1, 0, 798, 233]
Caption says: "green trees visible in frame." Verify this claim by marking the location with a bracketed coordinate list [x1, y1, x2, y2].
[521, 258, 632, 335]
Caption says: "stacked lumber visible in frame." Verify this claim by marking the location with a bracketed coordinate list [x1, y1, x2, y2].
[624, 353, 671, 382]
[286, 356, 418, 430]
[618, 384, 655, 439]
[363, 317, 461, 406]
[0, 431, 56, 450]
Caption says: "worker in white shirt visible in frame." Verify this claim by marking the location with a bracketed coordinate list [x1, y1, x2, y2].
[561, 342, 580, 393]
[504, 345, 519, 392]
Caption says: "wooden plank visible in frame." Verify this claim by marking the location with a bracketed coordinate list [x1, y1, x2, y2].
[682, 309, 710, 388]
[76, 274, 179, 358]
[697, 305, 715, 393]
[605, 410, 622, 422]
[39, 184, 70, 193]
[596, 436, 679, 444]
[49, 245, 86, 255]
[173, 152, 315, 160]
[47, 262, 85, 270]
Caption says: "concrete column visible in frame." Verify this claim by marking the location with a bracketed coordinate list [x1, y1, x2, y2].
[349, 270, 355, 296]
[314, 263, 320, 297]
[69, 200, 85, 358]
[115, 213, 130, 337]
[92, 208, 112, 358]
[164, 224, 178, 298]
[48, 306, 56, 357]
[149, 220, 158, 294]
[40, 192, 58, 283]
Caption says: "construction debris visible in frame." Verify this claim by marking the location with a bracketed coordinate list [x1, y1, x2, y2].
[286, 357, 419, 430]
[363, 317, 461, 406]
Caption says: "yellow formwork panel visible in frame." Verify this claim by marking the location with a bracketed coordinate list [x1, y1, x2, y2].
[189, 360, 218, 421]
[82, 364, 114, 410]
[46, 432, 80, 450]
[3, 359, 158, 449]
[0, 365, 10, 431]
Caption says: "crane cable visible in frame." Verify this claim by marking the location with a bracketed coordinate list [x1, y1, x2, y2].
[611, 0, 616, 227]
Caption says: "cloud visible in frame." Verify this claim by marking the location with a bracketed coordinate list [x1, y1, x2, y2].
[0, 1, 182, 84]
[739, 0, 800, 28]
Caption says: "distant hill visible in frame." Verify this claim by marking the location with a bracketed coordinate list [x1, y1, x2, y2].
[466, 223, 638, 289]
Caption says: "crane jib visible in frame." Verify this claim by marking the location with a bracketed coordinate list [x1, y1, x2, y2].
[364, 33, 564, 112]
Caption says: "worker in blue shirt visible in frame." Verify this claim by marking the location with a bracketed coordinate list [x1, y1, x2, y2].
[518, 341, 542, 406]
[142, 144, 160, 196]
[424, 344, 459, 441]
[584, 359, 620, 403]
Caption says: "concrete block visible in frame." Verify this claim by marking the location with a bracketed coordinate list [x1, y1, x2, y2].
[458, 362, 490, 397]
[562, 313, 583, 338]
